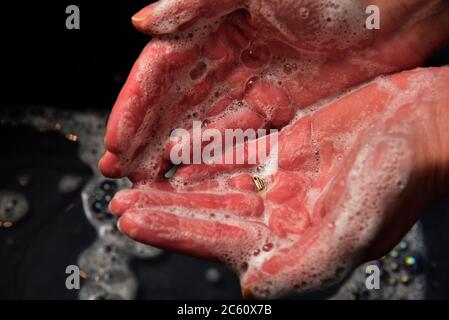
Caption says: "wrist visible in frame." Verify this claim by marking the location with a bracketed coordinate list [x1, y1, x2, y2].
[414, 97, 449, 199]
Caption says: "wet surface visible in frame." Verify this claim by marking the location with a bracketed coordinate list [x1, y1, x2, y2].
[0, 109, 242, 299]
[0, 125, 95, 299]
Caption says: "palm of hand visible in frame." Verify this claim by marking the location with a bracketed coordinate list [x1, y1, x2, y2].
[110, 68, 449, 298]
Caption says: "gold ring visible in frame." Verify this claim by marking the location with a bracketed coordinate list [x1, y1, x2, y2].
[252, 176, 265, 192]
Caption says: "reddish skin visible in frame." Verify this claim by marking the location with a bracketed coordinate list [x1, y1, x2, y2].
[110, 68, 449, 298]
[100, 1, 449, 298]
[99, 0, 449, 182]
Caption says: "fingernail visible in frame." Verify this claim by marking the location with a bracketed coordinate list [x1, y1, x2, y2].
[131, 13, 143, 22]
[132, 5, 153, 22]
[116, 219, 123, 233]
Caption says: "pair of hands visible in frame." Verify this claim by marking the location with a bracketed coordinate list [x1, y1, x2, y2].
[99, 0, 449, 298]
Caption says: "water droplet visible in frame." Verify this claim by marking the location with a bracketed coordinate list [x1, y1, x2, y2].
[283, 64, 292, 74]
[202, 119, 210, 128]
[399, 240, 408, 251]
[241, 43, 271, 68]
[245, 76, 259, 93]
[58, 174, 83, 194]
[205, 268, 221, 283]
[101, 181, 118, 192]
[0, 190, 29, 225]
[262, 243, 273, 252]
[400, 274, 411, 285]
[404, 256, 416, 267]
[389, 250, 399, 259]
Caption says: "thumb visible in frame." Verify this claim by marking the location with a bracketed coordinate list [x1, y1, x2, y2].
[132, 0, 245, 34]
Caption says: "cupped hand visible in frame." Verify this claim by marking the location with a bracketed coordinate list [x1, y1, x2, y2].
[99, 0, 449, 184]
[108, 68, 449, 298]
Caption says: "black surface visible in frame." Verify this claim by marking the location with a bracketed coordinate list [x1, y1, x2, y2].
[0, 125, 95, 299]
[0, 125, 242, 299]
[2, 1, 154, 111]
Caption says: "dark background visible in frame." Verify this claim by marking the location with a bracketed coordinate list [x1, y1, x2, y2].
[2, 0, 152, 111]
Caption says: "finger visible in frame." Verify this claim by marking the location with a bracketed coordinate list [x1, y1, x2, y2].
[161, 15, 258, 164]
[131, 0, 245, 35]
[204, 18, 253, 82]
[102, 14, 254, 182]
[240, 222, 341, 299]
[100, 40, 200, 179]
[164, 105, 266, 163]
[98, 151, 125, 179]
[118, 208, 268, 265]
[161, 17, 260, 165]
[126, 74, 215, 182]
[174, 132, 278, 182]
[227, 174, 259, 192]
[183, 180, 221, 192]
[244, 80, 295, 128]
[110, 188, 264, 218]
